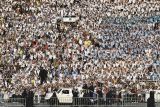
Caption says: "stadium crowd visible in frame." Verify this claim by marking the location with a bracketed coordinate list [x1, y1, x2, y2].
[0, 0, 160, 101]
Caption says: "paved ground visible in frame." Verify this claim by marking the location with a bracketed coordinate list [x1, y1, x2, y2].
[0, 102, 24, 107]
[0, 103, 160, 107]
[34, 103, 160, 107]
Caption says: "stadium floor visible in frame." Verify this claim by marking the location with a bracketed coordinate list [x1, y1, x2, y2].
[0, 103, 160, 107]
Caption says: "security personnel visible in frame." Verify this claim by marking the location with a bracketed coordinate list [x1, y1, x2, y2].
[147, 91, 155, 107]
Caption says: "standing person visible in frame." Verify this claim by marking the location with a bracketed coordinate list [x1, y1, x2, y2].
[0, 89, 3, 103]
[72, 88, 79, 106]
[22, 89, 27, 106]
[147, 91, 155, 107]
[26, 88, 34, 107]
[39, 67, 48, 85]
[106, 88, 112, 105]
[97, 88, 103, 98]
[97, 88, 103, 105]
[29, 89, 34, 107]
[22, 89, 27, 98]
[88, 82, 94, 97]
[49, 91, 57, 106]
[82, 82, 88, 90]
[26, 89, 29, 107]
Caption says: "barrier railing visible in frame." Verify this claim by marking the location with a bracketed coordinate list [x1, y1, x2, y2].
[33, 97, 150, 107]
[0, 97, 159, 107]
[34, 97, 98, 106]
[0, 98, 25, 107]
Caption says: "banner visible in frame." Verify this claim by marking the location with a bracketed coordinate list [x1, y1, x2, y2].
[62, 16, 79, 23]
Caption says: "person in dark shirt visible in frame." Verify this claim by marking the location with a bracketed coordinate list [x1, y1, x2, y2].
[82, 83, 88, 90]
[83, 90, 90, 106]
[106, 88, 113, 105]
[97, 88, 103, 98]
[47, 91, 58, 107]
[72, 88, 79, 98]
[97, 88, 103, 105]
[28, 90, 34, 107]
[22, 89, 27, 105]
[147, 91, 155, 107]
[22, 89, 27, 99]
[39, 67, 48, 85]
[88, 83, 94, 97]
[72, 88, 79, 107]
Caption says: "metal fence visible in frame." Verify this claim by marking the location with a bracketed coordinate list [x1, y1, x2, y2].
[33, 97, 160, 107]
[0, 98, 25, 107]
[0, 97, 160, 107]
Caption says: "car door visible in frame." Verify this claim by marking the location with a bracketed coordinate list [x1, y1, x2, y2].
[57, 89, 73, 103]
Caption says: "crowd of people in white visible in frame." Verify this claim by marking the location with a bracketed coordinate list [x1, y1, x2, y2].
[0, 0, 160, 99]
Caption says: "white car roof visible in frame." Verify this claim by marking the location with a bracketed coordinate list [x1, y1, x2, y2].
[59, 88, 72, 90]
[59, 87, 83, 90]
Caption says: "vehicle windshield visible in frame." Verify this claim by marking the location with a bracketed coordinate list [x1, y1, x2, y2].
[57, 89, 62, 93]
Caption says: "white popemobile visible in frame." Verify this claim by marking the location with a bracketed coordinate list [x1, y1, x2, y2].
[45, 87, 97, 104]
